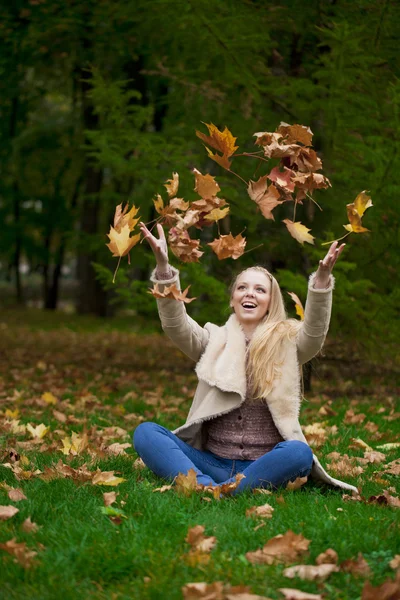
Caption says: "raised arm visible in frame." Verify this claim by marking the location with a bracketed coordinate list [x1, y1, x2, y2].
[296, 241, 345, 365]
[140, 222, 209, 361]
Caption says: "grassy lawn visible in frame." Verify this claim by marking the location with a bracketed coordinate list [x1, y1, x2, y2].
[0, 308, 399, 600]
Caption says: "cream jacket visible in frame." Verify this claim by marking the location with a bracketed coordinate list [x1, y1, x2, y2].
[150, 266, 358, 494]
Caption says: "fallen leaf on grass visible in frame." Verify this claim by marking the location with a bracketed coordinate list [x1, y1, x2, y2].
[153, 485, 173, 493]
[21, 517, 40, 533]
[326, 454, 364, 478]
[389, 555, 400, 570]
[100, 506, 127, 525]
[382, 459, 400, 476]
[341, 553, 371, 577]
[41, 392, 58, 405]
[246, 503, 274, 519]
[362, 451, 386, 464]
[246, 530, 310, 565]
[315, 549, 338, 564]
[377, 443, 400, 451]
[175, 469, 198, 496]
[0, 505, 19, 520]
[61, 431, 88, 456]
[344, 410, 366, 424]
[103, 492, 118, 507]
[106, 442, 131, 456]
[283, 563, 339, 581]
[368, 490, 400, 509]
[0, 538, 39, 568]
[133, 457, 146, 470]
[26, 423, 49, 439]
[286, 477, 308, 491]
[186, 525, 217, 553]
[8, 488, 27, 502]
[361, 572, 400, 600]
[279, 590, 322, 600]
[253, 488, 272, 495]
[92, 469, 126, 487]
[182, 581, 224, 600]
[350, 438, 373, 452]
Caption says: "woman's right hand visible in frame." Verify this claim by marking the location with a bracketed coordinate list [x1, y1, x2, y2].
[140, 222, 169, 268]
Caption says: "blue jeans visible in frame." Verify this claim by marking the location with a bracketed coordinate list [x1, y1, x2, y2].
[133, 422, 313, 495]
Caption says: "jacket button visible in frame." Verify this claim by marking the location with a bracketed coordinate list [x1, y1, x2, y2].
[239, 444, 244, 449]
[238, 415, 242, 421]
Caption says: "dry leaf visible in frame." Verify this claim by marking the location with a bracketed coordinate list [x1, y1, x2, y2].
[315, 549, 338, 565]
[21, 517, 40, 533]
[27, 423, 49, 439]
[196, 122, 238, 170]
[208, 233, 246, 260]
[153, 485, 173, 493]
[282, 220, 314, 245]
[341, 553, 371, 577]
[268, 166, 295, 192]
[182, 581, 224, 600]
[277, 122, 313, 147]
[113, 203, 140, 232]
[389, 556, 400, 570]
[286, 477, 308, 491]
[61, 431, 88, 456]
[148, 283, 196, 304]
[41, 392, 58, 405]
[185, 525, 217, 553]
[175, 468, 198, 496]
[246, 530, 310, 565]
[246, 503, 274, 519]
[204, 207, 230, 222]
[0, 538, 38, 568]
[344, 191, 373, 234]
[279, 589, 323, 600]
[133, 457, 146, 470]
[368, 490, 400, 509]
[103, 492, 117, 507]
[247, 176, 282, 220]
[361, 574, 400, 600]
[344, 409, 366, 424]
[106, 442, 131, 456]
[193, 168, 221, 199]
[382, 459, 400, 476]
[92, 469, 126, 487]
[164, 172, 179, 198]
[168, 228, 204, 263]
[0, 505, 19, 520]
[283, 563, 339, 581]
[8, 488, 27, 502]
[106, 225, 140, 258]
[287, 292, 304, 320]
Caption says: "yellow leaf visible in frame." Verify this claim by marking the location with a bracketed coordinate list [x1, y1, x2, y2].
[106, 225, 141, 257]
[193, 168, 221, 198]
[204, 207, 230, 222]
[92, 469, 126, 486]
[113, 203, 140, 232]
[287, 292, 304, 320]
[353, 190, 373, 217]
[61, 432, 88, 456]
[5, 409, 19, 419]
[283, 220, 315, 245]
[164, 172, 179, 198]
[41, 392, 58, 405]
[196, 122, 238, 157]
[26, 423, 49, 439]
[153, 193, 164, 215]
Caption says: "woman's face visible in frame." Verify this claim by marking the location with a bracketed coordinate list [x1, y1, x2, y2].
[230, 269, 272, 327]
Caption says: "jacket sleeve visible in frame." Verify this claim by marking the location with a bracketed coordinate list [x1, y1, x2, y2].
[150, 266, 210, 362]
[296, 272, 334, 366]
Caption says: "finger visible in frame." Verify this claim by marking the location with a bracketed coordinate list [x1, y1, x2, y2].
[157, 223, 166, 241]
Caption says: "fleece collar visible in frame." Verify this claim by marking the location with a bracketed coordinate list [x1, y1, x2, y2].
[195, 313, 247, 400]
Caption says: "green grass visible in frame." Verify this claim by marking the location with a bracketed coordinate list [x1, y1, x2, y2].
[0, 307, 399, 600]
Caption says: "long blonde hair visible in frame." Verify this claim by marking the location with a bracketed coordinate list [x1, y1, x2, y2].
[230, 266, 302, 400]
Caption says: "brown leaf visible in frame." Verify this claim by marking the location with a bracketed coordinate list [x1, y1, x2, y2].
[208, 233, 246, 260]
[247, 177, 282, 220]
[344, 409, 366, 424]
[182, 581, 224, 600]
[363, 450, 386, 464]
[0, 505, 19, 520]
[185, 525, 217, 553]
[315, 549, 338, 565]
[286, 477, 308, 491]
[106, 442, 131, 456]
[168, 228, 204, 263]
[21, 517, 40, 533]
[382, 459, 400, 476]
[92, 469, 126, 487]
[113, 203, 140, 232]
[278, 589, 323, 600]
[246, 530, 310, 565]
[341, 553, 371, 577]
[283, 563, 339, 581]
[368, 490, 400, 509]
[133, 457, 146, 470]
[246, 503, 274, 519]
[153, 485, 173, 493]
[268, 166, 296, 192]
[389, 555, 400, 570]
[193, 169, 221, 199]
[8, 488, 27, 502]
[303, 423, 327, 448]
[164, 172, 179, 198]
[175, 468, 198, 496]
[326, 454, 364, 478]
[148, 282, 196, 304]
[103, 492, 117, 507]
[0, 538, 39, 568]
[277, 122, 313, 147]
[282, 220, 314, 246]
[361, 574, 400, 600]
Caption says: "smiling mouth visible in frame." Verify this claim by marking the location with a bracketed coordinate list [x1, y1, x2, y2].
[242, 302, 257, 309]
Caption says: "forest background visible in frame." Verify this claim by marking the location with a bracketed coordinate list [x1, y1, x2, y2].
[1, 0, 400, 364]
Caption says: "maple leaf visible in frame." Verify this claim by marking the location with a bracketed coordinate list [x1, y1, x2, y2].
[106, 225, 141, 258]
[382, 459, 400, 475]
[277, 122, 314, 147]
[286, 476, 308, 491]
[26, 423, 49, 439]
[182, 582, 225, 600]
[0, 505, 19, 520]
[168, 228, 204, 263]
[193, 168, 221, 198]
[361, 575, 400, 600]
[245, 530, 311, 565]
[283, 563, 339, 581]
[61, 431, 88, 456]
[5, 408, 19, 419]
[248, 177, 283, 220]
[316, 549, 339, 565]
[196, 122, 238, 170]
[8, 488, 27, 502]
[164, 172, 179, 198]
[287, 292, 304, 320]
[343, 191, 373, 233]
[113, 203, 140, 232]
[344, 409, 366, 424]
[41, 392, 58, 405]
[283, 220, 315, 245]
[208, 233, 246, 260]
[175, 468, 198, 496]
[21, 517, 40, 534]
[267, 166, 296, 193]
[106, 442, 131, 456]
[148, 283, 196, 304]
[279, 590, 323, 600]
[0, 538, 39, 568]
[246, 503, 274, 519]
[185, 525, 217, 553]
[204, 206, 230, 222]
[92, 469, 126, 487]
[341, 553, 371, 577]
[103, 491, 118, 507]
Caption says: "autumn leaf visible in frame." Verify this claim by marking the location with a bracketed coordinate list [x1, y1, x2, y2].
[175, 468, 198, 496]
[26, 423, 49, 439]
[268, 166, 296, 193]
[278, 590, 323, 600]
[245, 530, 311, 565]
[103, 492, 118, 507]
[5, 408, 19, 419]
[106, 225, 141, 258]
[0, 538, 39, 568]
[277, 122, 314, 147]
[389, 555, 400, 570]
[286, 476, 308, 491]
[283, 563, 339, 581]
[246, 503, 274, 519]
[0, 505, 19, 520]
[316, 549, 338, 565]
[283, 220, 315, 245]
[148, 283, 196, 304]
[193, 168, 221, 198]
[247, 176, 283, 220]
[168, 228, 204, 263]
[182, 582, 224, 600]
[382, 459, 400, 475]
[92, 469, 126, 487]
[208, 233, 246, 260]
[21, 517, 40, 534]
[185, 525, 217, 553]
[8, 488, 27, 502]
[287, 292, 304, 320]
[113, 203, 140, 232]
[164, 172, 179, 198]
[361, 575, 400, 600]
[196, 122, 238, 170]
[341, 553, 371, 577]
[41, 392, 58, 405]
[153, 485, 173, 493]
[61, 431, 88, 456]
[204, 206, 230, 222]
[343, 191, 373, 233]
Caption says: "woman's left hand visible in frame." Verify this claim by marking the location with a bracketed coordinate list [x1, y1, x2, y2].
[314, 241, 346, 289]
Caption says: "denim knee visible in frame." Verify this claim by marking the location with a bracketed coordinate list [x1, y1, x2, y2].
[288, 440, 313, 472]
[133, 421, 158, 454]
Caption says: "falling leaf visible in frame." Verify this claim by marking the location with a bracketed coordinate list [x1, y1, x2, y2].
[168, 228, 204, 263]
[196, 122, 238, 169]
[247, 176, 283, 220]
[106, 225, 141, 258]
[185, 525, 217, 553]
[204, 206, 230, 222]
[283, 220, 315, 246]
[0, 538, 38, 568]
[246, 503, 274, 519]
[246, 530, 310, 565]
[343, 191, 373, 234]
[316, 549, 338, 565]
[193, 168, 221, 198]
[283, 563, 339, 581]
[279, 589, 323, 600]
[341, 553, 371, 577]
[287, 292, 304, 320]
[164, 172, 179, 198]
[113, 203, 140, 232]
[8, 488, 27, 502]
[148, 283, 196, 304]
[208, 233, 246, 260]
[103, 492, 117, 507]
[0, 506, 19, 520]
[41, 392, 58, 405]
[268, 166, 296, 192]
[21, 517, 40, 534]
[286, 477, 308, 491]
[277, 122, 313, 147]
[92, 469, 126, 487]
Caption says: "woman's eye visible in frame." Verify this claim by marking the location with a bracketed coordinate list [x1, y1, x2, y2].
[257, 288, 265, 292]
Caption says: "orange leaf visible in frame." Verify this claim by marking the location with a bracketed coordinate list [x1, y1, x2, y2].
[208, 233, 246, 260]
[193, 169, 221, 199]
[248, 177, 283, 220]
[246, 530, 311, 565]
[283, 220, 315, 245]
[268, 166, 296, 193]
[277, 122, 314, 146]
[164, 172, 179, 198]
[168, 228, 203, 263]
[196, 122, 238, 157]
[148, 283, 196, 304]
[0, 538, 39, 568]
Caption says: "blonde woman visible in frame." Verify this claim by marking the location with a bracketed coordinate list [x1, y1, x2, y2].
[133, 222, 358, 495]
